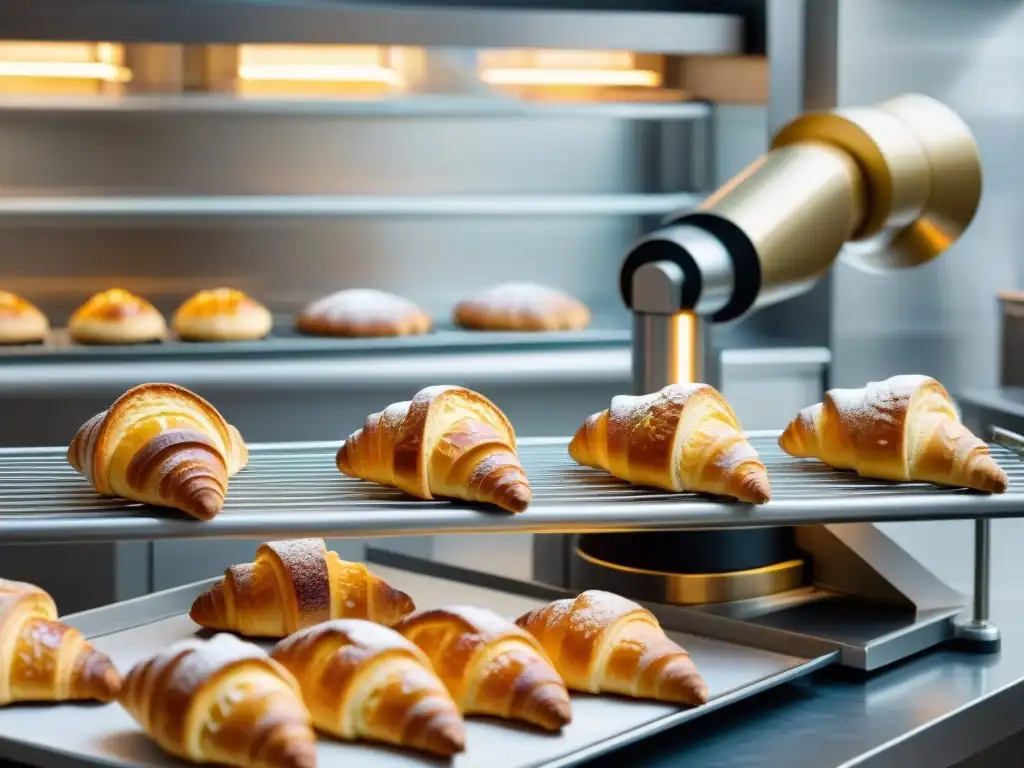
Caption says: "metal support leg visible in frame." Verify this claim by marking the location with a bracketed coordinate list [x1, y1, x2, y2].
[954, 518, 1001, 653]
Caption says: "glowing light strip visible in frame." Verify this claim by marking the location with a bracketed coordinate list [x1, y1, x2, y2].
[238, 64, 403, 85]
[0, 61, 129, 81]
[481, 68, 661, 87]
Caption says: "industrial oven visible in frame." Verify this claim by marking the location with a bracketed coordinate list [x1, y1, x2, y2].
[0, 1, 1022, 767]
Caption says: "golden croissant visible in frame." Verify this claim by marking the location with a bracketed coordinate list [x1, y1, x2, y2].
[394, 605, 572, 731]
[779, 374, 1008, 493]
[190, 538, 416, 637]
[337, 384, 532, 513]
[517, 590, 708, 707]
[569, 383, 771, 504]
[120, 634, 317, 768]
[0, 579, 121, 706]
[68, 382, 249, 520]
[271, 619, 465, 757]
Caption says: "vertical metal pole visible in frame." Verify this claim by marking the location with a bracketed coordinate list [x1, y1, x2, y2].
[632, 311, 717, 394]
[955, 517, 1000, 650]
[973, 518, 990, 624]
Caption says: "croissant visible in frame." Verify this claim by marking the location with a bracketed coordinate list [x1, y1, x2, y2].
[270, 619, 465, 757]
[190, 539, 416, 637]
[516, 590, 708, 707]
[569, 383, 771, 504]
[67, 382, 249, 520]
[120, 634, 316, 768]
[779, 374, 1008, 493]
[0, 579, 121, 706]
[393, 605, 571, 731]
[337, 385, 532, 513]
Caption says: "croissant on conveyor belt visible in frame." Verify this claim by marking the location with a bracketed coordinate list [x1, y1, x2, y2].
[67, 382, 249, 520]
[0, 578, 121, 706]
[394, 605, 572, 731]
[569, 383, 771, 504]
[779, 374, 1008, 493]
[271, 619, 465, 757]
[190, 538, 416, 637]
[336, 385, 532, 513]
[516, 590, 708, 707]
[119, 634, 317, 768]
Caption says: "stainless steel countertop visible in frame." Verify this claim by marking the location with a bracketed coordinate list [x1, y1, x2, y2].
[587, 600, 1024, 768]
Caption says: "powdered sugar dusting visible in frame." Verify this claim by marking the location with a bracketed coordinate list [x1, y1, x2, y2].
[301, 289, 425, 324]
[265, 540, 331, 624]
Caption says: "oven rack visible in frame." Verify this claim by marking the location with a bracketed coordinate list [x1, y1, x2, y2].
[2, 433, 1022, 544]
[0, 322, 629, 364]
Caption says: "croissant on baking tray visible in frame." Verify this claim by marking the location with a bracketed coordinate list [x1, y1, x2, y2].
[779, 374, 1008, 493]
[569, 383, 771, 504]
[337, 385, 532, 513]
[394, 605, 572, 731]
[190, 538, 416, 637]
[517, 590, 708, 707]
[0, 578, 120, 706]
[67, 382, 249, 520]
[271, 619, 465, 757]
[120, 634, 317, 768]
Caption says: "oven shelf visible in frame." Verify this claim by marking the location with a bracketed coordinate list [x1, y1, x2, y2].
[1, 433, 1021, 545]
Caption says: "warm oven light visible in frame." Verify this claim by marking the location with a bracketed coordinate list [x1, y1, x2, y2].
[480, 67, 661, 87]
[0, 61, 129, 81]
[237, 63, 403, 85]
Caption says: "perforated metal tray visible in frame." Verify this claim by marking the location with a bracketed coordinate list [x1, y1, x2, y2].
[1, 433, 1021, 544]
[0, 565, 836, 768]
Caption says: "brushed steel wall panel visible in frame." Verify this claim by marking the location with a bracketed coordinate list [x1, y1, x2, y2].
[0, 112, 665, 196]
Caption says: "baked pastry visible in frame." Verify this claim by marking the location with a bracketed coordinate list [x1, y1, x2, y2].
[779, 374, 1008, 493]
[68, 288, 167, 344]
[394, 605, 571, 731]
[296, 289, 431, 337]
[173, 288, 273, 342]
[0, 290, 49, 344]
[68, 382, 249, 520]
[453, 282, 591, 331]
[569, 383, 771, 504]
[271, 619, 465, 757]
[517, 590, 708, 707]
[119, 634, 316, 768]
[336, 384, 532, 513]
[0, 578, 121, 706]
[190, 538, 416, 637]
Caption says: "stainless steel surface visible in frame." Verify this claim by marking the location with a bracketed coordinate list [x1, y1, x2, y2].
[633, 227, 737, 315]
[0, 192, 704, 220]
[2, 434, 1023, 545]
[0, 1, 746, 52]
[0, 565, 835, 768]
[592, 601, 1024, 767]
[631, 312, 717, 393]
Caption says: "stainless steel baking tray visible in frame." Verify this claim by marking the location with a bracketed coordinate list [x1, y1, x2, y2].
[0, 565, 836, 768]
[1, 434, 1022, 544]
[0, 322, 629, 363]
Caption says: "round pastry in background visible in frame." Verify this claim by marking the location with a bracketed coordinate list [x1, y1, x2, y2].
[173, 288, 273, 342]
[68, 288, 167, 345]
[0, 291, 49, 345]
[296, 288, 432, 337]
[453, 282, 591, 332]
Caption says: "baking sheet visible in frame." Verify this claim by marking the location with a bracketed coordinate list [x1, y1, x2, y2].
[0, 321, 629, 363]
[0, 566, 835, 768]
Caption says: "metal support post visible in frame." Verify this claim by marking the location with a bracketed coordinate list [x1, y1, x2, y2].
[954, 518, 1001, 653]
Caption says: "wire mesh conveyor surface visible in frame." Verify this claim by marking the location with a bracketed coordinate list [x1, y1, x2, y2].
[2, 434, 1023, 544]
